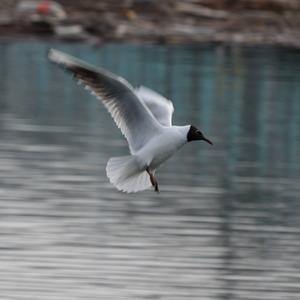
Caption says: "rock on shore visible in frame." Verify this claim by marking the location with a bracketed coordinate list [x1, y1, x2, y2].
[1, 0, 300, 48]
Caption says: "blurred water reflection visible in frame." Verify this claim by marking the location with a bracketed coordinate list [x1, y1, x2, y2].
[0, 40, 299, 300]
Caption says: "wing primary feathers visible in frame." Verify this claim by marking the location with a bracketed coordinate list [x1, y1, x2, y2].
[48, 49, 162, 153]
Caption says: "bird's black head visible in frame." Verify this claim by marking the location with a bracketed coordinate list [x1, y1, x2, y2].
[187, 125, 213, 145]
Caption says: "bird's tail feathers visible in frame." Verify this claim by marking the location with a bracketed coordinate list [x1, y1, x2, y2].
[106, 156, 151, 193]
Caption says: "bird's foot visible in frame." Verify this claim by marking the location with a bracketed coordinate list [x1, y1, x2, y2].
[153, 179, 159, 193]
[146, 168, 160, 193]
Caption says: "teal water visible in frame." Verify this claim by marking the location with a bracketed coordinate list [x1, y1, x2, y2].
[0, 40, 300, 299]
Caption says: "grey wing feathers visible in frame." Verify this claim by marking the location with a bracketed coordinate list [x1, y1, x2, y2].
[135, 86, 174, 127]
[48, 49, 161, 153]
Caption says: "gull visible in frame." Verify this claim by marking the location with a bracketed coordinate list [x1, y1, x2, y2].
[48, 49, 212, 193]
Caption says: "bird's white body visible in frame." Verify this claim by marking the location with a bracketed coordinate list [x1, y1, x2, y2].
[135, 125, 189, 171]
[48, 49, 211, 193]
[105, 125, 190, 193]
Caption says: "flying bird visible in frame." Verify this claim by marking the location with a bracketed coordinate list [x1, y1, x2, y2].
[48, 49, 212, 193]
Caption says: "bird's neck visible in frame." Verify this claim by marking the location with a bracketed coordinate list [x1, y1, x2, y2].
[172, 125, 190, 143]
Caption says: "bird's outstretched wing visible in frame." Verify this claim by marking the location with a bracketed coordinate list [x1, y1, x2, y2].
[135, 86, 174, 127]
[48, 49, 161, 154]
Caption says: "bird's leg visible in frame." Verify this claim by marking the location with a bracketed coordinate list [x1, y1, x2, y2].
[146, 167, 159, 193]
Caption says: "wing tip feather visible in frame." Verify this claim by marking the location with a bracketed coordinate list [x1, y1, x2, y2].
[48, 48, 75, 68]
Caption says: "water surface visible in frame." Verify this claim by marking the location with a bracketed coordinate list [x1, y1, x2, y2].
[0, 40, 300, 299]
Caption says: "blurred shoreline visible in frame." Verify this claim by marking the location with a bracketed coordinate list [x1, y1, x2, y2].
[1, 0, 300, 48]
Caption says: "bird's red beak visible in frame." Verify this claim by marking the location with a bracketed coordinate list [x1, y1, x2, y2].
[203, 137, 213, 145]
